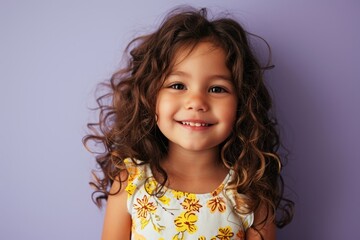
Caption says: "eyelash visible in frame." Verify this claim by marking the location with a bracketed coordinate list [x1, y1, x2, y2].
[209, 86, 227, 93]
[168, 83, 228, 93]
[169, 83, 186, 90]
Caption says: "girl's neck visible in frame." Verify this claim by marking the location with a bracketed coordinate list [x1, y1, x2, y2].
[157, 144, 229, 194]
[163, 145, 221, 174]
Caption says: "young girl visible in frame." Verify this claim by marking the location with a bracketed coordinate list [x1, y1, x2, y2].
[84, 7, 294, 240]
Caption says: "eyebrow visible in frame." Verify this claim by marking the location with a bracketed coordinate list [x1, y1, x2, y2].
[168, 70, 232, 81]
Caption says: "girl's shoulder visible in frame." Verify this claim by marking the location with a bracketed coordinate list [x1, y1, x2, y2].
[124, 158, 149, 175]
[123, 158, 151, 195]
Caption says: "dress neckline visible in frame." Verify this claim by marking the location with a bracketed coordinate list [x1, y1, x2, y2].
[145, 164, 233, 197]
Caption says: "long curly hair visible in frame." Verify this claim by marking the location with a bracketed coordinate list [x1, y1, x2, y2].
[83, 6, 294, 231]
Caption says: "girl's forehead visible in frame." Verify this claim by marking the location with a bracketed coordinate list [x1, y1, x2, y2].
[171, 41, 225, 67]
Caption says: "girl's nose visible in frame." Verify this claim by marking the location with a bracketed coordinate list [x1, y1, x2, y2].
[185, 93, 209, 112]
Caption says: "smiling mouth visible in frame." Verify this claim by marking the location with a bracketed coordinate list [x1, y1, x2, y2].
[180, 121, 211, 127]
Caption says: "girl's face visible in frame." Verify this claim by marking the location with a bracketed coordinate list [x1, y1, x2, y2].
[156, 41, 238, 153]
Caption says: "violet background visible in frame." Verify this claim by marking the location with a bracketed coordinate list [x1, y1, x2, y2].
[1, 0, 359, 239]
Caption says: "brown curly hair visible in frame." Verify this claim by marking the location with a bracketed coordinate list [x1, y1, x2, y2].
[83, 6, 294, 231]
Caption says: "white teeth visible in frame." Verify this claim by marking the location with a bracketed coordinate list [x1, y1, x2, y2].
[181, 121, 208, 127]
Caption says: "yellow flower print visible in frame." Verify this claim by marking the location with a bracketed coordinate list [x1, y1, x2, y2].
[125, 182, 136, 196]
[210, 183, 224, 197]
[172, 233, 184, 240]
[152, 218, 166, 233]
[124, 158, 143, 181]
[181, 197, 202, 212]
[145, 178, 157, 195]
[185, 193, 196, 200]
[134, 195, 157, 218]
[207, 196, 226, 213]
[127, 165, 140, 182]
[159, 195, 171, 205]
[172, 190, 185, 200]
[215, 226, 234, 240]
[198, 237, 206, 240]
[174, 211, 198, 234]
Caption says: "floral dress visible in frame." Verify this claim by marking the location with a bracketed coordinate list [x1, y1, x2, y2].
[124, 158, 254, 240]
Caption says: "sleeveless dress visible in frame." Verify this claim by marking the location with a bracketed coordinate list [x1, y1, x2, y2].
[124, 158, 254, 240]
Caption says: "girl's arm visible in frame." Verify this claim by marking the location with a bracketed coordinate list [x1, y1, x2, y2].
[246, 205, 276, 240]
[101, 178, 131, 240]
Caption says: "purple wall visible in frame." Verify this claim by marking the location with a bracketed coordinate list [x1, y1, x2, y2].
[1, 1, 359, 239]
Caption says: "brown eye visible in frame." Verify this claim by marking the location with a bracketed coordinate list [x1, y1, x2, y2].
[170, 83, 186, 90]
[209, 86, 227, 93]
